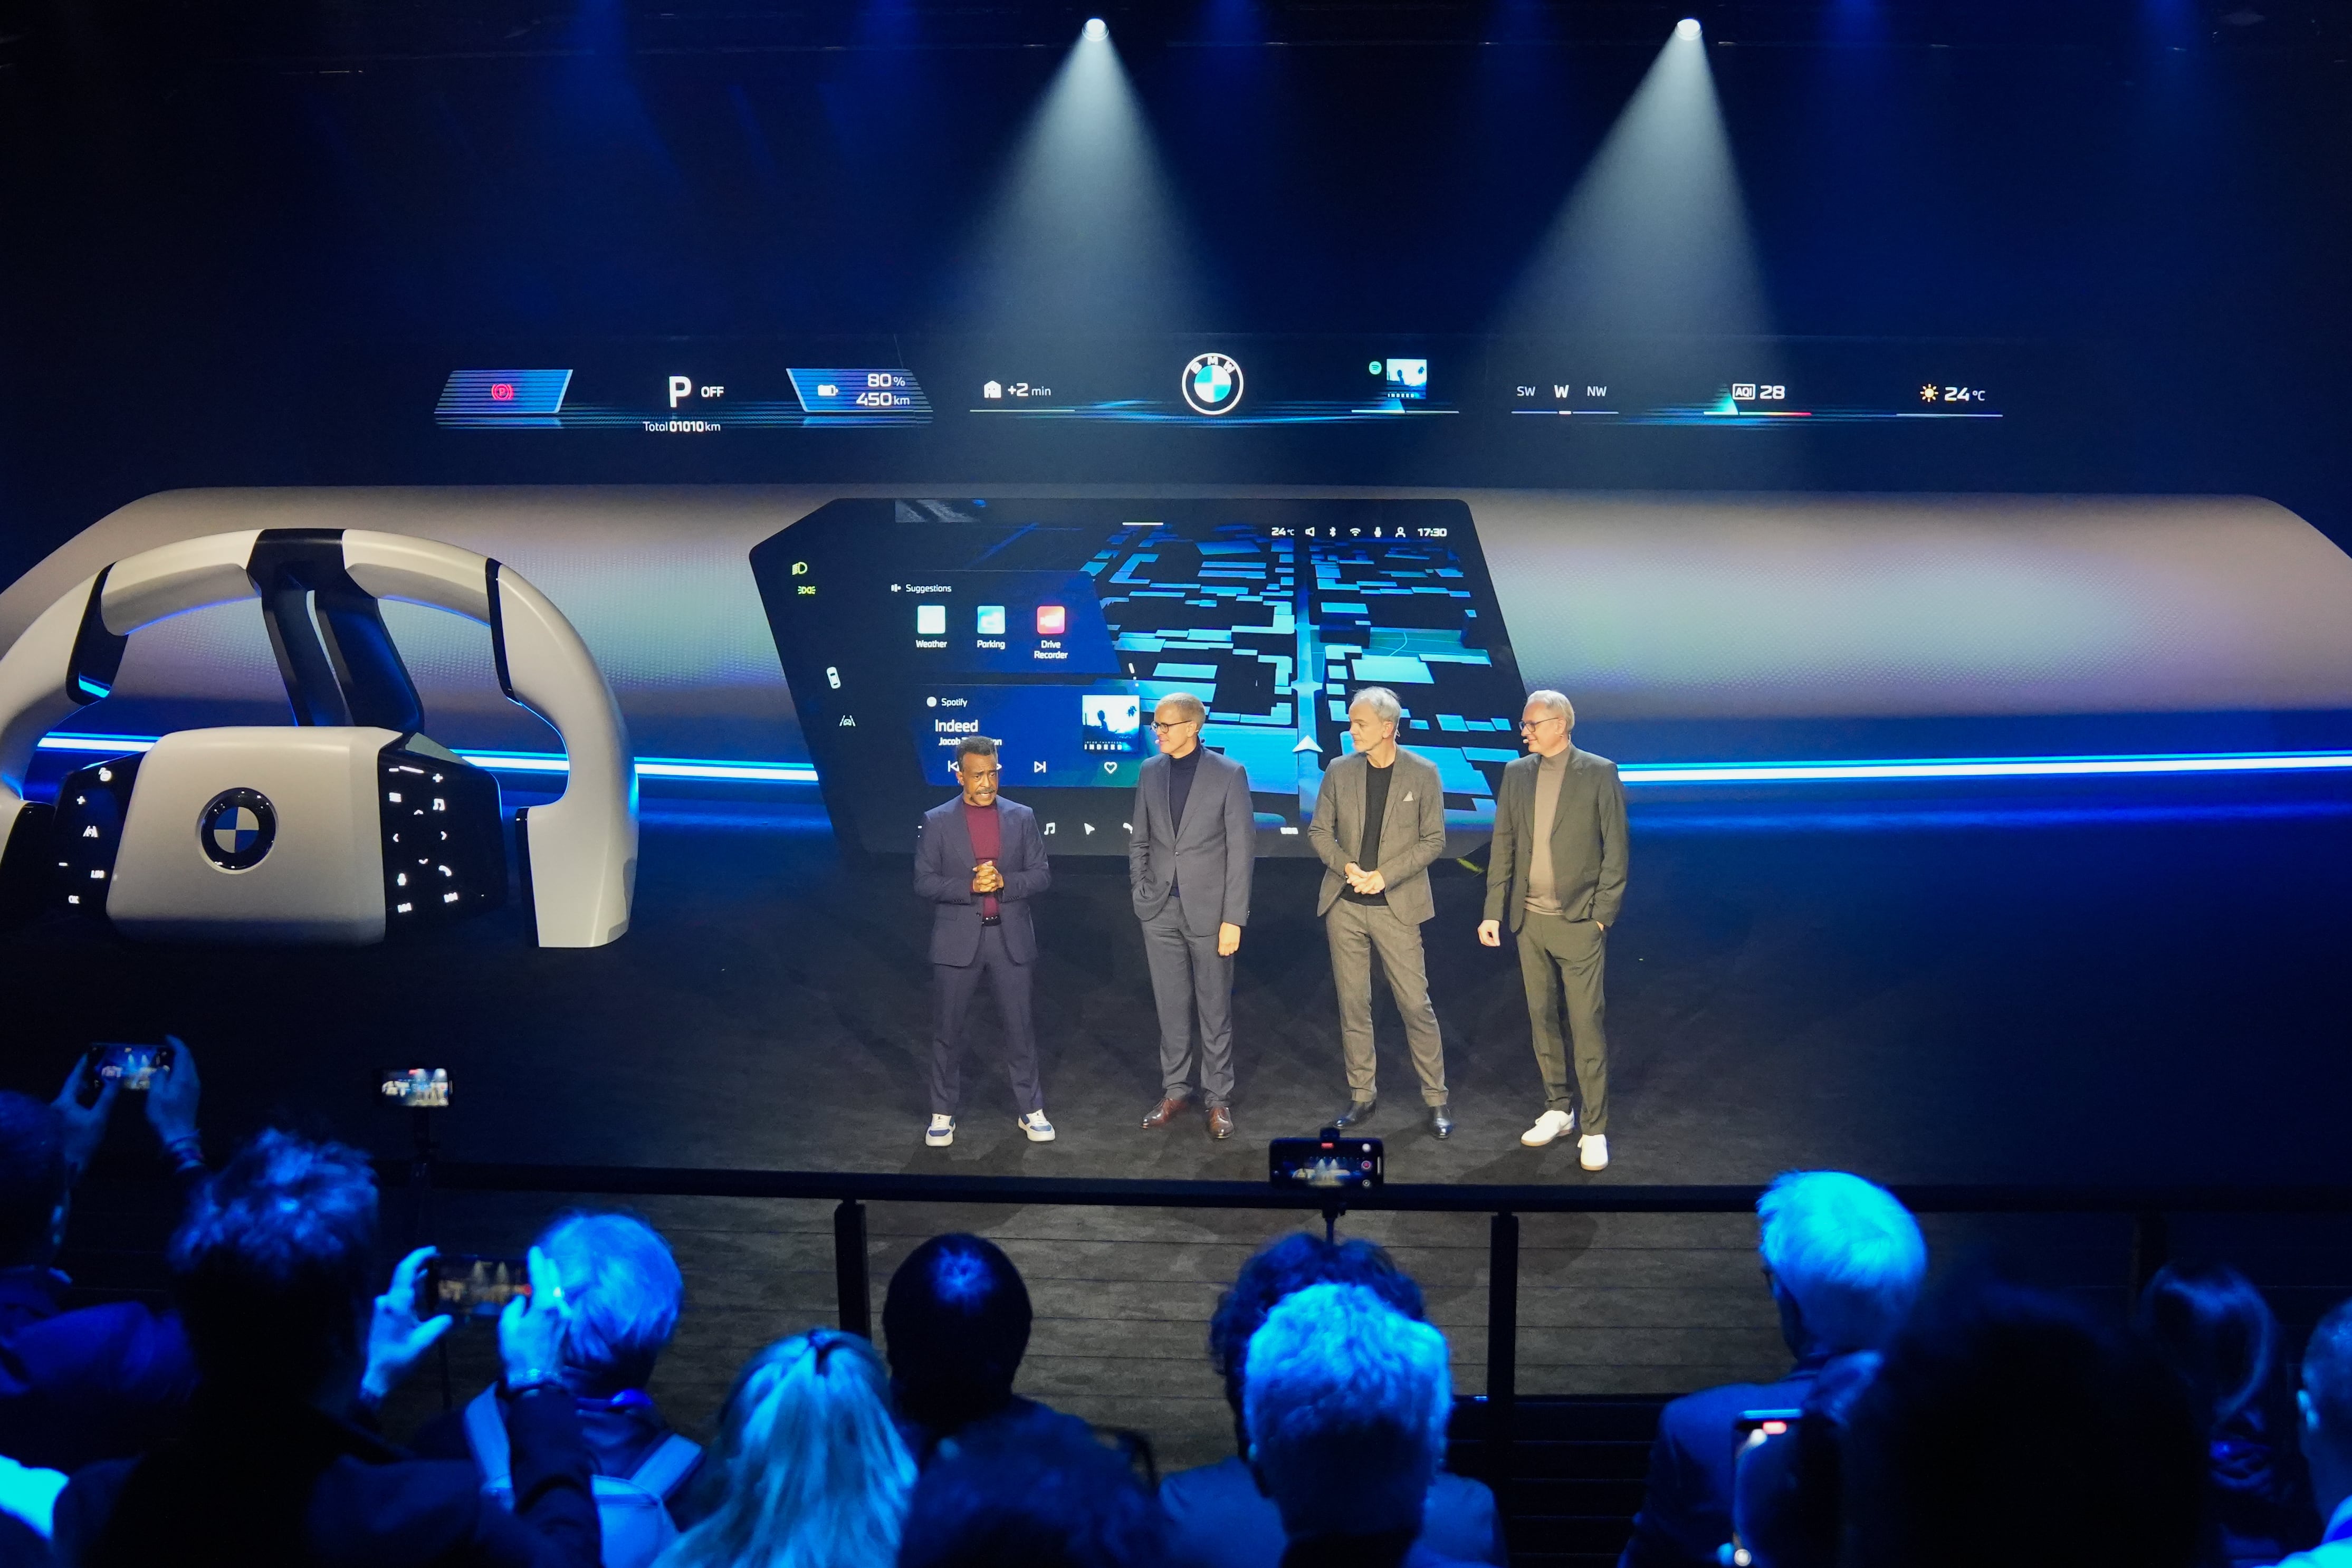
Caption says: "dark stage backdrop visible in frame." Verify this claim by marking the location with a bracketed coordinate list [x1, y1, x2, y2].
[1, 4, 2348, 1194]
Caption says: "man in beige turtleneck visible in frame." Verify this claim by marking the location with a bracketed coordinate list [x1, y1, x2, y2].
[1478, 690, 1628, 1171]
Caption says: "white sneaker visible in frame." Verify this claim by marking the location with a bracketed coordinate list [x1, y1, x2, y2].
[1521, 1108, 1575, 1148]
[1018, 1110, 1056, 1143]
[925, 1114, 955, 1148]
[1579, 1133, 1610, 1172]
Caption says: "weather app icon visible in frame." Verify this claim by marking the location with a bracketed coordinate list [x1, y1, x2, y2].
[1180, 352, 1245, 417]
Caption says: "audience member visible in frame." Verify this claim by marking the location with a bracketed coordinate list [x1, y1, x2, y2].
[2266, 1296, 2352, 1566]
[658, 1328, 913, 1568]
[1842, 1275, 2203, 1568]
[0, 1451, 65, 1545]
[883, 1234, 1085, 1464]
[1241, 1282, 1475, 1568]
[1722, 1346, 1879, 1568]
[51, 1129, 601, 1567]
[1619, 1170, 1925, 1568]
[2140, 1262, 2317, 1566]
[413, 1210, 702, 1559]
[899, 1416, 1167, 1568]
[0, 1045, 205, 1473]
[1160, 1232, 1503, 1568]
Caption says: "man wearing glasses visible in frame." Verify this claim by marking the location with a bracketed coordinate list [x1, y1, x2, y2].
[1478, 691, 1628, 1171]
[1131, 691, 1256, 1140]
[914, 734, 1055, 1149]
[1307, 686, 1455, 1139]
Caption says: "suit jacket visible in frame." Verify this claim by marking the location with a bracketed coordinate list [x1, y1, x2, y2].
[0, 1265, 196, 1475]
[1161, 1456, 1507, 1568]
[1307, 749, 1448, 923]
[1616, 1361, 1825, 1568]
[1481, 746, 1629, 933]
[54, 1388, 599, 1568]
[1129, 747, 1255, 936]
[914, 795, 1050, 965]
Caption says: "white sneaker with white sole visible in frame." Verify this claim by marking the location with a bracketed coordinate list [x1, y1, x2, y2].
[1018, 1110, 1056, 1143]
[925, 1114, 955, 1148]
[1521, 1108, 1575, 1148]
[1579, 1133, 1609, 1171]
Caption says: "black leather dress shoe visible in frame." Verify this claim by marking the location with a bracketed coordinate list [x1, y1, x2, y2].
[1429, 1102, 1454, 1139]
[1329, 1096, 1377, 1131]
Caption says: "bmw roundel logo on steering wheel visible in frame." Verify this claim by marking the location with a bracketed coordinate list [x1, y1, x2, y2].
[198, 789, 276, 872]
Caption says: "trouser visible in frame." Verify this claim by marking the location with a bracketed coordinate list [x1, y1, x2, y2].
[930, 924, 1044, 1116]
[1325, 899, 1449, 1105]
[1517, 910, 1609, 1132]
[1140, 901, 1237, 1107]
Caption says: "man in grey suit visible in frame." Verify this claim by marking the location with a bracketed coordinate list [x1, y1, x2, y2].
[1307, 687, 1455, 1140]
[1131, 691, 1256, 1141]
[1478, 690, 1628, 1171]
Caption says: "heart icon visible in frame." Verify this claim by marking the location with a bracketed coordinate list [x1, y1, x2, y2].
[1102, 761, 1118, 775]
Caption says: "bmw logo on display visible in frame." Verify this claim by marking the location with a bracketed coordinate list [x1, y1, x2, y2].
[1180, 352, 1244, 417]
[198, 789, 276, 871]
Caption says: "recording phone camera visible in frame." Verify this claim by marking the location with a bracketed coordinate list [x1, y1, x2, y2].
[379, 1067, 451, 1108]
[417, 1253, 531, 1323]
[84, 1040, 173, 1094]
[1268, 1132, 1383, 1189]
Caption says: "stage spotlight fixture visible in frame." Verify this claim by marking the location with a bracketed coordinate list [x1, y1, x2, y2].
[1083, 16, 1108, 40]
[1676, 17, 1702, 40]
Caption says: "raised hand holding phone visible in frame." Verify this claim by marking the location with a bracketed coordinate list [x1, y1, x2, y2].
[145, 1037, 200, 1149]
[499, 1245, 572, 1392]
[362, 1245, 455, 1403]
[53, 1056, 118, 1176]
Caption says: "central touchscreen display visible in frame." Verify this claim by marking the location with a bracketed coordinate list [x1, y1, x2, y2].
[752, 499, 1531, 855]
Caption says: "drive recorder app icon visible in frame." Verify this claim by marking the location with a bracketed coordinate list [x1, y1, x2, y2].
[1035, 605, 1066, 635]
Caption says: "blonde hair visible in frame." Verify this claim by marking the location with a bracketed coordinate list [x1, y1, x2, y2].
[656, 1330, 915, 1568]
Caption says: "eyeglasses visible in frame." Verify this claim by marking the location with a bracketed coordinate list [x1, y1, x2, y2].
[1151, 719, 1198, 733]
[1518, 715, 1567, 732]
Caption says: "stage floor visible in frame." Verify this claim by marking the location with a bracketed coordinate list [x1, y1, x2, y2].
[21, 784, 2351, 1183]
[25, 782, 2352, 1466]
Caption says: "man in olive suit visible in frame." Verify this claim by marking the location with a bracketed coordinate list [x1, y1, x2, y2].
[1307, 687, 1455, 1139]
[1478, 690, 1629, 1171]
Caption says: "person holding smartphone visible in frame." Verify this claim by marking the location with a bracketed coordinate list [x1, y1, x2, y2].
[912, 735, 1054, 1149]
[0, 1040, 205, 1475]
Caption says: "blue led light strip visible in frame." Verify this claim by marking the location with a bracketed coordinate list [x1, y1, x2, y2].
[1617, 752, 2352, 784]
[33, 734, 818, 785]
[31, 735, 2352, 788]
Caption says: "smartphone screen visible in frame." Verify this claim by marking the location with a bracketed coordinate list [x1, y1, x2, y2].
[90, 1043, 169, 1091]
[419, 1254, 531, 1322]
[379, 1068, 452, 1108]
[1267, 1135, 1384, 1189]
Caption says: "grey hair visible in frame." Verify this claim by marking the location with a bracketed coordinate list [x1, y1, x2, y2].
[1155, 691, 1208, 723]
[953, 735, 999, 762]
[1526, 690, 1575, 729]
[1349, 687, 1402, 724]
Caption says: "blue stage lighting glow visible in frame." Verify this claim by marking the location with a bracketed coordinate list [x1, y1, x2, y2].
[32, 735, 2352, 792]
[1083, 16, 1108, 41]
[32, 734, 819, 786]
[1618, 753, 2352, 785]
[1676, 17, 1702, 40]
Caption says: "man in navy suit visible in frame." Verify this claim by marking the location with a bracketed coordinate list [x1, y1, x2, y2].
[914, 735, 1055, 1149]
[1130, 691, 1256, 1141]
